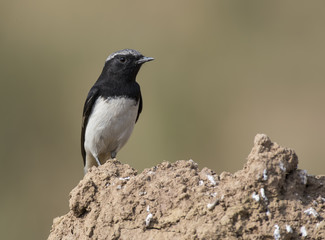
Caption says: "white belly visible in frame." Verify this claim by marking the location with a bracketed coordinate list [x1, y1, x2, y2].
[84, 96, 139, 161]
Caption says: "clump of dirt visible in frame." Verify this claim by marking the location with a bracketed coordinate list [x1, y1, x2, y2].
[48, 134, 325, 239]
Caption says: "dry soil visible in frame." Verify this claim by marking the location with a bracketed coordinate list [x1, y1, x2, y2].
[48, 134, 325, 239]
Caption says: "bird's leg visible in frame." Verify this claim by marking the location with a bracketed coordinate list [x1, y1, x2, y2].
[95, 156, 101, 166]
[111, 152, 117, 160]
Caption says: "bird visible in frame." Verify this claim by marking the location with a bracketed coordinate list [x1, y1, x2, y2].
[81, 49, 154, 174]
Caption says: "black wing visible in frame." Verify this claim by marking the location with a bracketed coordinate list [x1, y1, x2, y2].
[81, 87, 99, 165]
[136, 93, 142, 123]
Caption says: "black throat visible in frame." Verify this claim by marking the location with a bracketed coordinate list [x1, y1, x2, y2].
[93, 66, 141, 101]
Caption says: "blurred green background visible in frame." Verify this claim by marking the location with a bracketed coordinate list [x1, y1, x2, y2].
[1, 1, 325, 239]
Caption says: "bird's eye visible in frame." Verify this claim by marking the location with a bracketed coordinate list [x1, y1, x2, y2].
[119, 56, 126, 63]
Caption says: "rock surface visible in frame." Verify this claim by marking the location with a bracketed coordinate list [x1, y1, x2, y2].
[48, 134, 325, 239]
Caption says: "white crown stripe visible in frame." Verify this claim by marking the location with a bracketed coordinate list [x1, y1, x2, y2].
[105, 49, 143, 62]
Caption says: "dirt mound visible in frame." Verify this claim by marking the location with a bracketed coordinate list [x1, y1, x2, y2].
[48, 134, 325, 239]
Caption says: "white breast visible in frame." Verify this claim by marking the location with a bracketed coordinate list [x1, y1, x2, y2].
[84, 96, 139, 161]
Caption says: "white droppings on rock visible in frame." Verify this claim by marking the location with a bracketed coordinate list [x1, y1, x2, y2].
[207, 199, 219, 210]
[263, 169, 268, 181]
[304, 207, 319, 218]
[279, 162, 286, 172]
[207, 175, 216, 186]
[260, 188, 268, 201]
[274, 224, 280, 240]
[300, 226, 307, 237]
[119, 176, 130, 181]
[252, 192, 260, 202]
[198, 180, 204, 186]
[145, 213, 153, 227]
[145, 205, 153, 226]
[286, 225, 293, 233]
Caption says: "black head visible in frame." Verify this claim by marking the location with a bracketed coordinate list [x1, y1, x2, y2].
[102, 49, 154, 81]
